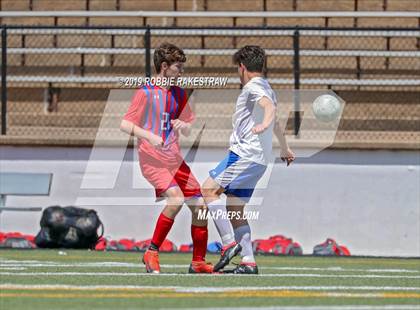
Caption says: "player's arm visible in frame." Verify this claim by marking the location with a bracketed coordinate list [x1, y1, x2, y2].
[172, 91, 194, 137]
[171, 119, 192, 137]
[181, 122, 192, 136]
[253, 96, 295, 166]
[273, 114, 295, 166]
[252, 96, 276, 134]
[120, 89, 163, 147]
[120, 120, 163, 147]
[274, 118, 295, 166]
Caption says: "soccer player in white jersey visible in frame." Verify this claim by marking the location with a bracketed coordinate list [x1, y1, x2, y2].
[202, 45, 295, 274]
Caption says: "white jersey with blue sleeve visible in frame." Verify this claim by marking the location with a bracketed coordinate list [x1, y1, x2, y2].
[229, 76, 277, 165]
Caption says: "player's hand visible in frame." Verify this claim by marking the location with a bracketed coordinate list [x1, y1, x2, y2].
[148, 135, 164, 148]
[280, 147, 295, 166]
[171, 119, 188, 132]
[252, 124, 266, 134]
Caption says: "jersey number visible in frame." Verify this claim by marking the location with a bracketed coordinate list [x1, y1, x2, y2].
[161, 112, 170, 131]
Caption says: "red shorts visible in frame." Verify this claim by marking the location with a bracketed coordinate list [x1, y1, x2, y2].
[140, 159, 202, 201]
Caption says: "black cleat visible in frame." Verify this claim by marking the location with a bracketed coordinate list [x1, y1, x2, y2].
[213, 242, 242, 272]
[224, 263, 259, 274]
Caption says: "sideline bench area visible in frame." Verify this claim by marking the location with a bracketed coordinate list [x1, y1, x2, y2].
[0, 173, 52, 219]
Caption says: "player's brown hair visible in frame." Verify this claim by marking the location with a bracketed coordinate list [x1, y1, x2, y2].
[233, 45, 265, 73]
[153, 43, 186, 73]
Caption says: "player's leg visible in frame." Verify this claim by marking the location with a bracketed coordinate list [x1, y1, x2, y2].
[217, 159, 266, 274]
[173, 161, 213, 273]
[202, 153, 246, 271]
[201, 177, 236, 246]
[226, 195, 258, 274]
[186, 198, 214, 273]
[143, 186, 184, 274]
[151, 186, 185, 249]
[227, 196, 255, 264]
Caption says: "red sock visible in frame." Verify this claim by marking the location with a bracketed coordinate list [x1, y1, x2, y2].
[151, 213, 174, 249]
[191, 225, 208, 262]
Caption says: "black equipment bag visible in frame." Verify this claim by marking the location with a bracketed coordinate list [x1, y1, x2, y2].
[35, 206, 104, 249]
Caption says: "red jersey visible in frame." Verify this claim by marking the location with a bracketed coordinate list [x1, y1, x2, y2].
[123, 84, 194, 165]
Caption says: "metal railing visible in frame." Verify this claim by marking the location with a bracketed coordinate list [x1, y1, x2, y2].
[1, 25, 419, 147]
[1, 11, 419, 18]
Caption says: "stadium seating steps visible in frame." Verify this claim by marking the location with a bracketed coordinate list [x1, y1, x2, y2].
[0, 0, 419, 148]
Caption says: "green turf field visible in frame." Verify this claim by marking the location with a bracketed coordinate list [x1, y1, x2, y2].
[0, 250, 419, 309]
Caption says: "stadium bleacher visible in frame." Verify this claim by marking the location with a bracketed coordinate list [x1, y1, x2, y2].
[0, 0, 419, 149]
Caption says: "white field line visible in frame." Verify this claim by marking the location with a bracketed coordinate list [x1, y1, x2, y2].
[312, 292, 419, 298]
[1, 271, 420, 279]
[1, 283, 420, 293]
[180, 306, 420, 310]
[0, 261, 418, 274]
[261, 267, 420, 273]
[1, 285, 420, 300]
[0, 260, 42, 263]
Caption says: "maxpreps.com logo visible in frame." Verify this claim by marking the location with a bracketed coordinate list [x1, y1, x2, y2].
[198, 209, 260, 221]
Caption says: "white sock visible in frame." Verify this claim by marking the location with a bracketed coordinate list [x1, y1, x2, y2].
[234, 224, 255, 264]
[207, 199, 235, 246]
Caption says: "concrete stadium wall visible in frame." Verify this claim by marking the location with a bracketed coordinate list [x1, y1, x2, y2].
[0, 146, 419, 257]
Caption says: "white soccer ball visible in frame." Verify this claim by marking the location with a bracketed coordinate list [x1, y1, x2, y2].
[312, 94, 341, 122]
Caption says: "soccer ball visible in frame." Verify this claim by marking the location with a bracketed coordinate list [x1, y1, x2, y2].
[312, 94, 341, 122]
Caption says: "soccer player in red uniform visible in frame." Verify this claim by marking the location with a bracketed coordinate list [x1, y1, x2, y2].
[120, 43, 213, 274]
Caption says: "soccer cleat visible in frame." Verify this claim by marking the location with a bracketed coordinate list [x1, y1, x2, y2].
[188, 261, 214, 274]
[142, 249, 160, 274]
[213, 242, 242, 272]
[224, 262, 259, 274]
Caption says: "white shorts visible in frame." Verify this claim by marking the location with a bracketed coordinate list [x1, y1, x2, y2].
[209, 151, 267, 203]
